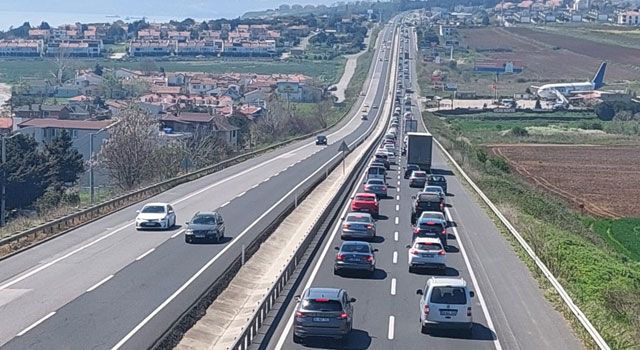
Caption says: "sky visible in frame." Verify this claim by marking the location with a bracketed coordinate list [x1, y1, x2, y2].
[0, 0, 341, 21]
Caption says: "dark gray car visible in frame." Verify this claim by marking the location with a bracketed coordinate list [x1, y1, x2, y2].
[293, 288, 356, 343]
[334, 241, 378, 275]
[184, 211, 225, 243]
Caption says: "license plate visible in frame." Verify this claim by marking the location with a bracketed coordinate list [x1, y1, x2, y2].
[440, 310, 457, 316]
[313, 317, 331, 322]
[195, 234, 205, 238]
[348, 258, 360, 263]
[422, 254, 434, 258]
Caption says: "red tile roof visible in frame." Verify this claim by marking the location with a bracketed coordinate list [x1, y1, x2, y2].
[18, 118, 115, 130]
[0, 118, 12, 129]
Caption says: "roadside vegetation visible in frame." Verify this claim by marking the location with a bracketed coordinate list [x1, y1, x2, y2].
[423, 111, 640, 349]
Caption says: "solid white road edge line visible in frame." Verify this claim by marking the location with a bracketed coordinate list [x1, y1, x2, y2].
[16, 312, 55, 337]
[86, 275, 114, 293]
[445, 207, 503, 350]
[135, 248, 155, 261]
[388, 315, 395, 340]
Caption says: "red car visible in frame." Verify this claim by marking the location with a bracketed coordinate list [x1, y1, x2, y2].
[350, 193, 379, 217]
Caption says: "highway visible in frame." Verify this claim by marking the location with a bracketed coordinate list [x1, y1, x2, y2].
[0, 20, 400, 350]
[258, 23, 583, 350]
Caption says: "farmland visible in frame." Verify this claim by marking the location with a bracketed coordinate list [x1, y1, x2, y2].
[489, 144, 640, 218]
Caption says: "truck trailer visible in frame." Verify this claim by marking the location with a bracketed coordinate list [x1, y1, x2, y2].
[406, 132, 433, 171]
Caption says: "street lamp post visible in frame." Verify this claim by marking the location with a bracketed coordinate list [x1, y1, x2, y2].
[1, 132, 21, 227]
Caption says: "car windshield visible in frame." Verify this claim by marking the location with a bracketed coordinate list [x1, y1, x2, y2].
[141, 205, 165, 213]
[418, 223, 443, 232]
[425, 186, 442, 193]
[429, 176, 445, 182]
[418, 193, 440, 202]
[368, 180, 384, 185]
[430, 287, 467, 305]
[192, 215, 215, 225]
[346, 214, 371, 223]
[421, 213, 445, 220]
[342, 244, 371, 253]
[413, 172, 427, 178]
[415, 242, 442, 251]
[355, 195, 374, 202]
[302, 299, 343, 311]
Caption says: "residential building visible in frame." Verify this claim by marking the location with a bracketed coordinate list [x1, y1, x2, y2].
[159, 112, 239, 147]
[0, 39, 44, 57]
[137, 29, 162, 40]
[224, 40, 277, 56]
[585, 10, 609, 22]
[617, 11, 640, 25]
[13, 104, 72, 119]
[46, 40, 103, 57]
[28, 29, 51, 40]
[176, 40, 224, 56]
[187, 78, 218, 95]
[199, 30, 223, 40]
[167, 31, 191, 42]
[128, 40, 176, 56]
[275, 78, 321, 102]
[285, 25, 311, 37]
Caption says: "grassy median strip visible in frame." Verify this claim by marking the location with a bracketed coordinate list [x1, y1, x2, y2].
[422, 111, 640, 350]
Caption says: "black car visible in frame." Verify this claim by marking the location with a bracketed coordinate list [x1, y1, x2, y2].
[184, 211, 225, 243]
[427, 175, 448, 194]
[316, 135, 328, 145]
[411, 192, 444, 224]
[404, 164, 420, 179]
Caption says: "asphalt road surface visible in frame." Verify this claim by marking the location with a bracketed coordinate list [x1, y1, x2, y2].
[258, 24, 583, 350]
[0, 21, 401, 350]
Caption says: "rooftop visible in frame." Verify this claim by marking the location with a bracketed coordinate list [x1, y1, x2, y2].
[18, 118, 115, 130]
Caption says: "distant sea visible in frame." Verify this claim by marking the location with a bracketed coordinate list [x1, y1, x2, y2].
[0, 10, 211, 31]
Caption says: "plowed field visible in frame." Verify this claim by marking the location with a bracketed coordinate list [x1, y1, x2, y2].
[489, 144, 640, 218]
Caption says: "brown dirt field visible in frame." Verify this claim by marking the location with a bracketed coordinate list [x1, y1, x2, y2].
[460, 27, 640, 83]
[488, 144, 640, 218]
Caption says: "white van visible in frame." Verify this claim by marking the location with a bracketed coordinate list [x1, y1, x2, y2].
[416, 277, 474, 335]
[366, 166, 386, 181]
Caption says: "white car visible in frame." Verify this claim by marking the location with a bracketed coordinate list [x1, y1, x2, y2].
[135, 202, 176, 230]
[407, 237, 446, 272]
[422, 185, 446, 202]
[416, 277, 474, 335]
[418, 211, 446, 222]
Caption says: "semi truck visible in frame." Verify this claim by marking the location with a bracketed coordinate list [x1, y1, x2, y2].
[404, 119, 417, 133]
[406, 132, 433, 171]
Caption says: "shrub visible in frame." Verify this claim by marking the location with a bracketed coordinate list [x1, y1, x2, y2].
[595, 102, 615, 121]
[476, 148, 488, 164]
[488, 156, 510, 172]
[510, 126, 529, 137]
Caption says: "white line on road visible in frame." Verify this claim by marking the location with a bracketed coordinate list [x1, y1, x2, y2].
[17, 312, 56, 337]
[86, 275, 114, 292]
[445, 207, 503, 350]
[388, 316, 395, 340]
[394, 231, 398, 241]
[395, 204, 399, 211]
[394, 217, 399, 225]
[251, 183, 259, 189]
[236, 191, 247, 198]
[170, 229, 184, 239]
[396, 195, 400, 201]
[393, 251, 398, 264]
[391, 278, 397, 295]
[135, 248, 155, 261]
[220, 201, 230, 208]
[397, 187, 400, 193]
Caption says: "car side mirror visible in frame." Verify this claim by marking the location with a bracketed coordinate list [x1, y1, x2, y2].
[470, 291, 475, 298]
[416, 289, 423, 295]
[411, 195, 416, 199]
[405, 244, 411, 248]
[294, 295, 301, 302]
[334, 247, 339, 250]
[185, 221, 190, 225]
[373, 248, 379, 252]
[349, 297, 357, 303]
[446, 221, 452, 227]
[136, 210, 141, 213]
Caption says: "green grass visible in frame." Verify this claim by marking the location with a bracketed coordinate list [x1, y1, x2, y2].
[0, 57, 346, 84]
[591, 218, 640, 262]
[423, 111, 640, 349]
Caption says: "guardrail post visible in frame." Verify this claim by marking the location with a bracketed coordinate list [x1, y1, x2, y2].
[241, 244, 246, 265]
[294, 192, 298, 208]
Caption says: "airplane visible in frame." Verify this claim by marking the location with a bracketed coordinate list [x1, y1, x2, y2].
[533, 61, 607, 101]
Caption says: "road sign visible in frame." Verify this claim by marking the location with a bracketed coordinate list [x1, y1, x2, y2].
[339, 141, 350, 153]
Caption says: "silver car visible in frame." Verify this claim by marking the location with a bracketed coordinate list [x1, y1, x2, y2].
[341, 212, 376, 240]
[364, 178, 388, 198]
[409, 170, 428, 188]
[293, 288, 356, 343]
[423, 185, 446, 202]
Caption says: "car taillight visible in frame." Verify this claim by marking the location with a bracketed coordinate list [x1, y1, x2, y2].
[424, 305, 430, 316]
[438, 250, 446, 256]
[409, 248, 418, 255]
[413, 227, 420, 234]
[339, 312, 349, 319]
[382, 186, 387, 191]
[336, 254, 345, 261]
[367, 255, 374, 262]
[367, 224, 374, 229]
[441, 230, 446, 236]
[467, 307, 472, 317]
[440, 203, 444, 210]
[296, 311, 307, 318]
[343, 224, 350, 229]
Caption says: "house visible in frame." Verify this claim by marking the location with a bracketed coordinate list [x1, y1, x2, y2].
[224, 40, 277, 56]
[159, 112, 239, 147]
[285, 25, 311, 37]
[21, 79, 54, 96]
[128, 40, 176, 56]
[176, 40, 224, 56]
[560, 10, 582, 22]
[275, 78, 321, 102]
[513, 11, 532, 23]
[235, 104, 263, 120]
[167, 31, 191, 42]
[17, 118, 115, 159]
[137, 29, 162, 40]
[13, 104, 72, 119]
[46, 40, 103, 57]
[536, 12, 556, 22]
[187, 77, 219, 95]
[617, 11, 640, 25]
[586, 10, 609, 22]
[0, 118, 13, 133]
[199, 30, 222, 40]
[0, 39, 44, 57]
[167, 73, 187, 86]
[28, 29, 51, 40]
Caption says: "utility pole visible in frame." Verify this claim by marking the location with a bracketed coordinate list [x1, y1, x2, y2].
[1, 132, 20, 227]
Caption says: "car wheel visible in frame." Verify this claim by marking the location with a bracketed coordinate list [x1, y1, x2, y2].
[293, 334, 302, 344]
[421, 324, 429, 334]
[333, 268, 340, 275]
[185, 237, 191, 243]
[409, 265, 414, 273]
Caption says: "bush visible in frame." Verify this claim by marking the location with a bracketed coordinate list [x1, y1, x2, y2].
[476, 148, 488, 164]
[595, 102, 615, 121]
[488, 156, 510, 173]
[510, 126, 529, 137]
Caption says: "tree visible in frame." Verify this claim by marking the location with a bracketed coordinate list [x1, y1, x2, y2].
[311, 99, 332, 129]
[99, 107, 161, 190]
[51, 46, 72, 85]
[94, 63, 104, 76]
[179, 126, 230, 170]
[44, 130, 85, 186]
[39, 21, 51, 30]
[107, 23, 127, 41]
[595, 102, 615, 121]
[1, 134, 49, 211]
[140, 58, 157, 76]
[534, 98, 542, 110]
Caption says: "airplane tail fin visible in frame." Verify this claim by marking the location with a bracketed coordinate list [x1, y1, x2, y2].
[592, 61, 606, 89]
